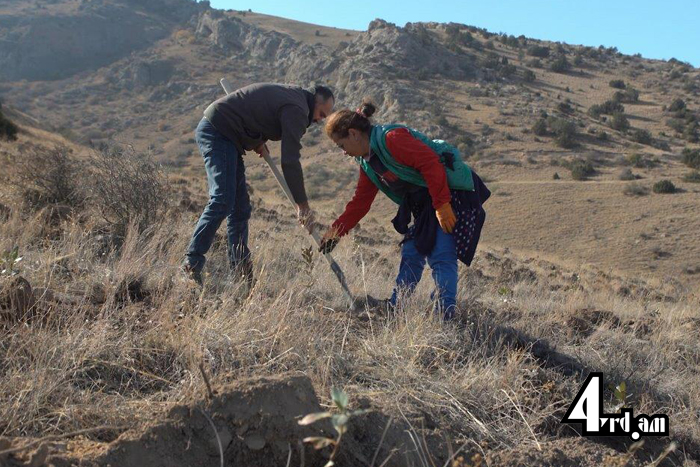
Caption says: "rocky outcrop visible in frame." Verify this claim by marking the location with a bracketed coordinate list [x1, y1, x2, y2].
[194, 13, 474, 129]
[0, 0, 200, 81]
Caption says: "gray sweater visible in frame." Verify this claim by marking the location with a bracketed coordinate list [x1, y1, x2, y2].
[204, 83, 315, 204]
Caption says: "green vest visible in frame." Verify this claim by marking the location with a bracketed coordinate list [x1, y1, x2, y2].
[357, 124, 475, 205]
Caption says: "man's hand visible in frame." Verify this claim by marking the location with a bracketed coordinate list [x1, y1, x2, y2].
[319, 226, 341, 254]
[253, 143, 270, 159]
[296, 202, 317, 231]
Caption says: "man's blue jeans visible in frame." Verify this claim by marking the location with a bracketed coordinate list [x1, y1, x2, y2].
[185, 117, 251, 272]
[389, 225, 458, 320]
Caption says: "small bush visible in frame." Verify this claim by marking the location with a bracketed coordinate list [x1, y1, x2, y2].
[9, 145, 83, 208]
[668, 98, 686, 113]
[557, 101, 574, 114]
[532, 118, 548, 136]
[610, 112, 630, 132]
[625, 153, 654, 168]
[550, 55, 570, 73]
[681, 148, 700, 169]
[609, 79, 626, 89]
[631, 129, 653, 145]
[549, 117, 578, 148]
[589, 100, 625, 119]
[522, 69, 536, 82]
[652, 180, 676, 194]
[87, 144, 169, 234]
[588, 105, 603, 119]
[613, 88, 640, 103]
[623, 183, 649, 196]
[682, 171, 700, 183]
[0, 104, 18, 142]
[601, 100, 625, 114]
[527, 45, 550, 58]
[552, 172, 560, 180]
[569, 159, 595, 180]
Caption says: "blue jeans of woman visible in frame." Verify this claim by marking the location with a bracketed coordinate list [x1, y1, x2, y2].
[185, 117, 251, 272]
[389, 225, 458, 321]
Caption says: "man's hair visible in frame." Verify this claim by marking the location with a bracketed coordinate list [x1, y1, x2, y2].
[314, 85, 334, 102]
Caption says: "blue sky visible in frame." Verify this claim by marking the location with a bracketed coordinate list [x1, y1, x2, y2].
[209, 0, 699, 67]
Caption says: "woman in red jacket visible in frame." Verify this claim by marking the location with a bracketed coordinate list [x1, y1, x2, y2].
[320, 101, 490, 320]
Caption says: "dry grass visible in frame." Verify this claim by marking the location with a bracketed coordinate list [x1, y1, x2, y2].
[1, 168, 699, 461]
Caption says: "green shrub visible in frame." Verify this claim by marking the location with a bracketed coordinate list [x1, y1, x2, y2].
[683, 123, 699, 143]
[589, 100, 625, 119]
[681, 148, 700, 169]
[683, 171, 700, 183]
[557, 101, 574, 114]
[625, 153, 654, 168]
[549, 117, 578, 148]
[532, 118, 548, 136]
[609, 79, 626, 89]
[569, 159, 595, 180]
[601, 100, 625, 114]
[550, 55, 570, 73]
[668, 98, 686, 113]
[610, 112, 630, 132]
[588, 104, 603, 119]
[523, 69, 536, 82]
[613, 88, 640, 103]
[623, 182, 649, 196]
[631, 129, 653, 145]
[652, 179, 676, 194]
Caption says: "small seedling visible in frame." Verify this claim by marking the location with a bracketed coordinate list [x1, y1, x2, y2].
[608, 381, 628, 410]
[298, 388, 368, 466]
[0, 246, 22, 276]
[497, 286, 512, 296]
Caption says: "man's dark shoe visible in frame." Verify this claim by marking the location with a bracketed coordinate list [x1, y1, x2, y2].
[182, 263, 203, 286]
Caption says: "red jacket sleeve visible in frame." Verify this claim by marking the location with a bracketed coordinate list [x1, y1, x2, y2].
[385, 128, 451, 210]
[331, 168, 379, 237]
